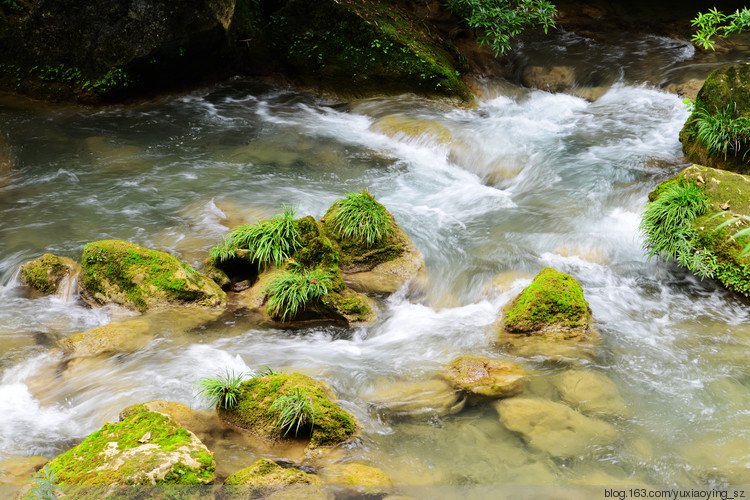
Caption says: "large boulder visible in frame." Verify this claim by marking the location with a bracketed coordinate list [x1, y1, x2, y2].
[494, 397, 617, 458]
[218, 373, 358, 449]
[495, 268, 598, 359]
[644, 165, 750, 298]
[80, 240, 226, 312]
[680, 62, 750, 174]
[47, 406, 215, 485]
[442, 355, 526, 400]
[18, 254, 80, 298]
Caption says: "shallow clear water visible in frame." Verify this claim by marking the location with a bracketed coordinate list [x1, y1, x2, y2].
[1, 31, 749, 489]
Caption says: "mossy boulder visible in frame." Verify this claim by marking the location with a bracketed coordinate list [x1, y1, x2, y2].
[442, 356, 526, 400]
[322, 463, 391, 496]
[220, 458, 322, 499]
[18, 254, 80, 297]
[80, 240, 226, 312]
[646, 165, 750, 298]
[496, 268, 598, 359]
[218, 373, 358, 449]
[47, 406, 215, 485]
[680, 62, 750, 174]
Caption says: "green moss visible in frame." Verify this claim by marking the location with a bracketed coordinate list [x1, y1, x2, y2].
[503, 268, 590, 333]
[223, 458, 320, 486]
[48, 409, 215, 485]
[19, 253, 71, 295]
[218, 373, 358, 448]
[321, 290, 375, 323]
[81, 240, 226, 311]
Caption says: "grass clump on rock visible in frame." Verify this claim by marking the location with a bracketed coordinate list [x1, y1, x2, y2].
[330, 190, 393, 248]
[195, 368, 247, 410]
[265, 267, 334, 321]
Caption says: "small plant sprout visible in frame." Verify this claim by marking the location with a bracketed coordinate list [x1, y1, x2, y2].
[195, 368, 246, 409]
[26, 463, 60, 500]
[332, 189, 393, 247]
[270, 387, 317, 437]
[265, 268, 333, 321]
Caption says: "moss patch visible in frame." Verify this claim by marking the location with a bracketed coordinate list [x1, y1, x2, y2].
[80, 240, 226, 312]
[224, 458, 320, 486]
[502, 268, 591, 335]
[218, 373, 358, 449]
[48, 408, 215, 485]
[19, 253, 76, 295]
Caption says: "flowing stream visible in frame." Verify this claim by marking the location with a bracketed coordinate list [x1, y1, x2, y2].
[1, 30, 750, 491]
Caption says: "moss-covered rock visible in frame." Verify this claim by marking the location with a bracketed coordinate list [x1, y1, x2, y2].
[680, 62, 750, 174]
[218, 373, 358, 449]
[18, 254, 80, 297]
[80, 240, 226, 312]
[219, 458, 322, 499]
[48, 406, 215, 485]
[646, 165, 750, 298]
[442, 355, 526, 400]
[322, 463, 391, 496]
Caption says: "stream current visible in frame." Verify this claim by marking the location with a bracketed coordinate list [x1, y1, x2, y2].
[1, 30, 750, 491]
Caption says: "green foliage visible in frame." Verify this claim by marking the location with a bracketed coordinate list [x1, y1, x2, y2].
[692, 103, 750, 161]
[445, 0, 556, 55]
[640, 182, 715, 279]
[265, 268, 333, 321]
[26, 464, 60, 500]
[715, 214, 750, 257]
[210, 205, 302, 267]
[332, 190, 393, 248]
[270, 387, 317, 437]
[195, 369, 246, 409]
[692, 7, 750, 50]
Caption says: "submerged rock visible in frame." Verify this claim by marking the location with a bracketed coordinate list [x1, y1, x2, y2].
[442, 356, 526, 400]
[48, 405, 215, 485]
[218, 373, 358, 449]
[220, 458, 322, 499]
[495, 268, 598, 359]
[80, 239, 226, 312]
[0, 455, 48, 485]
[522, 66, 575, 93]
[555, 370, 630, 418]
[322, 463, 392, 496]
[18, 254, 80, 298]
[58, 318, 153, 359]
[494, 397, 617, 458]
[367, 378, 465, 417]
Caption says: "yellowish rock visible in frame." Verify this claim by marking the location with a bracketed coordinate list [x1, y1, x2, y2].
[555, 370, 630, 418]
[495, 398, 617, 458]
[522, 66, 575, 93]
[681, 435, 750, 484]
[367, 378, 465, 417]
[323, 463, 391, 496]
[443, 356, 526, 399]
[0, 456, 48, 485]
[58, 318, 153, 359]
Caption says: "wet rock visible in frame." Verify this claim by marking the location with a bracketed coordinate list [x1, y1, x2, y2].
[555, 370, 630, 418]
[367, 378, 465, 417]
[220, 458, 322, 499]
[495, 267, 599, 359]
[18, 254, 80, 298]
[681, 435, 750, 483]
[522, 66, 576, 93]
[442, 356, 526, 400]
[0, 132, 12, 174]
[0, 455, 48, 485]
[495, 397, 617, 458]
[58, 318, 153, 359]
[369, 116, 452, 145]
[47, 405, 215, 485]
[664, 78, 704, 100]
[322, 463, 392, 496]
[218, 373, 358, 450]
[80, 239, 226, 312]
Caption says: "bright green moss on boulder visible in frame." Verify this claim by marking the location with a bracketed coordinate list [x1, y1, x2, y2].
[221, 458, 321, 500]
[48, 406, 215, 485]
[80, 240, 226, 312]
[19, 253, 79, 296]
[647, 165, 750, 297]
[218, 373, 358, 449]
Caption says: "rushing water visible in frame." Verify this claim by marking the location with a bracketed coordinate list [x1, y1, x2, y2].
[1, 30, 750, 491]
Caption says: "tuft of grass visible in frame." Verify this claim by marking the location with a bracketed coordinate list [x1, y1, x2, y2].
[640, 182, 715, 278]
[332, 190, 393, 248]
[194, 369, 246, 409]
[26, 463, 60, 500]
[265, 268, 333, 321]
[270, 387, 317, 437]
[210, 205, 302, 266]
[693, 103, 750, 161]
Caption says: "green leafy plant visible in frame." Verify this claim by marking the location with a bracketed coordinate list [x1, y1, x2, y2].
[210, 205, 302, 266]
[445, 0, 557, 55]
[332, 190, 393, 247]
[692, 103, 750, 161]
[26, 464, 60, 500]
[265, 268, 333, 321]
[195, 368, 246, 409]
[640, 182, 716, 279]
[270, 388, 317, 437]
[692, 7, 750, 50]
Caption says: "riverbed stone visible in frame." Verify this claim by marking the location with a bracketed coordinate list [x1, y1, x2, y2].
[555, 370, 630, 418]
[0, 131, 11, 174]
[681, 434, 750, 484]
[442, 356, 526, 400]
[80, 239, 226, 312]
[18, 254, 80, 298]
[0, 456, 48, 485]
[218, 373, 358, 450]
[495, 398, 617, 458]
[522, 66, 576, 93]
[367, 378, 465, 417]
[58, 318, 153, 359]
[322, 463, 392, 496]
[47, 405, 215, 485]
[219, 458, 322, 499]
[495, 267, 598, 359]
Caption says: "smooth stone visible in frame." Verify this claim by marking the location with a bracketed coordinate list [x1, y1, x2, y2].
[555, 370, 630, 418]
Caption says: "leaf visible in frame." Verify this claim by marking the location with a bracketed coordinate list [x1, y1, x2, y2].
[139, 431, 151, 443]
